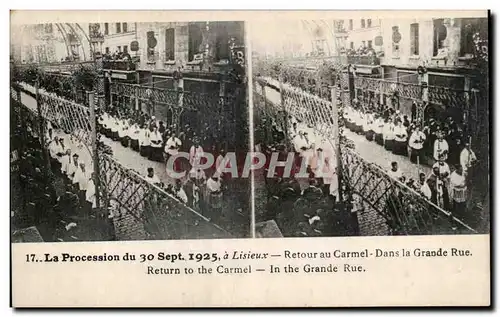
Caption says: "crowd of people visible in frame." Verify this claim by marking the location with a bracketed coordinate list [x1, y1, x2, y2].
[254, 112, 360, 237]
[11, 112, 114, 242]
[344, 99, 479, 223]
[97, 106, 245, 222]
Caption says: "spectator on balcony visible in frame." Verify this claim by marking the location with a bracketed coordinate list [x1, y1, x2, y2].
[383, 117, 395, 151]
[173, 66, 184, 91]
[392, 119, 408, 156]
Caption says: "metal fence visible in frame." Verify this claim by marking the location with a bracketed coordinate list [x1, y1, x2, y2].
[12, 81, 231, 241]
[252, 74, 477, 236]
[98, 155, 230, 240]
[109, 81, 243, 148]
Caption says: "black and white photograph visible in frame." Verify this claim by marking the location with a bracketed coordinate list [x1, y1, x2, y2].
[251, 16, 490, 238]
[10, 19, 251, 242]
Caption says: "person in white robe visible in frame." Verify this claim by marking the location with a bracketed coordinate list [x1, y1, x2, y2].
[85, 173, 97, 209]
[206, 173, 222, 218]
[119, 119, 130, 147]
[165, 132, 183, 172]
[392, 120, 408, 156]
[460, 142, 477, 175]
[139, 126, 151, 158]
[189, 138, 205, 167]
[433, 133, 449, 162]
[387, 161, 403, 181]
[449, 165, 468, 221]
[129, 123, 141, 152]
[149, 127, 164, 162]
[383, 118, 396, 151]
[145, 167, 161, 185]
[408, 125, 426, 164]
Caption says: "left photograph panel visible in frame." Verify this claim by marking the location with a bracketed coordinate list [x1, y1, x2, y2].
[10, 17, 251, 242]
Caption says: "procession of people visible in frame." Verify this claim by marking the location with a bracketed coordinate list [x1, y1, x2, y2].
[96, 106, 243, 222]
[344, 98, 479, 224]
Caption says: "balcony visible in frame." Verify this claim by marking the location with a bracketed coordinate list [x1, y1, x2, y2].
[346, 54, 380, 66]
[103, 60, 137, 71]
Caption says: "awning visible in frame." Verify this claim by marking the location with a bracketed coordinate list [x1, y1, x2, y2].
[353, 65, 381, 75]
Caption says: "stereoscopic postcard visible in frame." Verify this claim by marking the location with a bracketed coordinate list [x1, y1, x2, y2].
[10, 10, 490, 307]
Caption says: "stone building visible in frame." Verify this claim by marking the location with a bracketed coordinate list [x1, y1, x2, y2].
[135, 21, 245, 74]
[378, 17, 488, 120]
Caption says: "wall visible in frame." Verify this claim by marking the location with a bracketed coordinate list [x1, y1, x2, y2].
[379, 18, 487, 69]
[342, 18, 383, 51]
[102, 22, 138, 55]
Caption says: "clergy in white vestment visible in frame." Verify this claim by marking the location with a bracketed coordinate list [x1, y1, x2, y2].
[433, 133, 449, 162]
[139, 126, 151, 158]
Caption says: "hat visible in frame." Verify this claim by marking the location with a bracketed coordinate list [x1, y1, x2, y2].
[72, 153, 79, 158]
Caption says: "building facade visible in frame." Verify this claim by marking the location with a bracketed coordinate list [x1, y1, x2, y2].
[134, 21, 245, 74]
[377, 17, 488, 119]
[97, 22, 138, 57]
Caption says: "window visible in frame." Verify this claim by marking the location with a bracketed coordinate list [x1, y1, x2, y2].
[117, 46, 122, 52]
[349, 19, 353, 30]
[105, 47, 110, 54]
[367, 40, 373, 49]
[433, 19, 447, 56]
[147, 31, 156, 62]
[367, 19, 372, 28]
[362, 40, 366, 48]
[460, 18, 487, 57]
[215, 22, 230, 60]
[350, 42, 354, 49]
[104, 23, 109, 35]
[116, 23, 121, 33]
[123, 45, 128, 54]
[122, 23, 128, 33]
[410, 23, 419, 55]
[165, 28, 175, 61]
[392, 26, 401, 54]
[188, 23, 203, 61]
[361, 19, 366, 28]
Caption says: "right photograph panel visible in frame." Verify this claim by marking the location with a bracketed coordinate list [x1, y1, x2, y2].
[250, 14, 490, 238]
